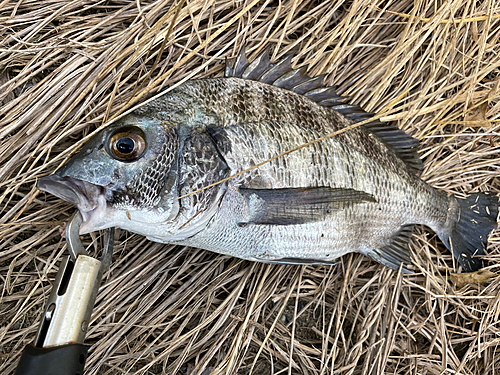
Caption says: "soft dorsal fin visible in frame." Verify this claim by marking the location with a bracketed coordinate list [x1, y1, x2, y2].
[225, 47, 423, 175]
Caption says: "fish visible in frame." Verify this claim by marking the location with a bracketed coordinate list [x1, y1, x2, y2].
[37, 46, 499, 273]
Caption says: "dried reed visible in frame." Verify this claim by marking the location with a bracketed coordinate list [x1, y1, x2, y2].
[1, 1, 499, 374]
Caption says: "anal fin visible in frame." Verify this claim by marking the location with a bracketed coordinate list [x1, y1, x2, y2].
[361, 225, 414, 274]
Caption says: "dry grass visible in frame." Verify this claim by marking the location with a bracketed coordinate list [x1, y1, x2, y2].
[1, 0, 500, 374]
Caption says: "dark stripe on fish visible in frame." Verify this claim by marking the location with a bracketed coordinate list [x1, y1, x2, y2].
[225, 46, 423, 175]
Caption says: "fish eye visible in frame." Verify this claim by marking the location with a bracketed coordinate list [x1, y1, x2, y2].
[107, 126, 147, 162]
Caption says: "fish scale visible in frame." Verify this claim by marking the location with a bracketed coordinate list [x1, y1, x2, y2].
[37, 47, 499, 273]
[174, 118, 428, 263]
[158, 78, 409, 177]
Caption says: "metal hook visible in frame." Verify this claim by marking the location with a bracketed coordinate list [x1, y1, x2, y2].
[66, 211, 86, 261]
[66, 211, 114, 271]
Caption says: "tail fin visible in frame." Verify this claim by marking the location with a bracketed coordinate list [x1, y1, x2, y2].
[438, 192, 499, 272]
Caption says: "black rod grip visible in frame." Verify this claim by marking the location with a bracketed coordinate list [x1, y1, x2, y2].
[15, 343, 87, 375]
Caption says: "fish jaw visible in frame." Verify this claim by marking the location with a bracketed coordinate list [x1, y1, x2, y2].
[37, 175, 116, 234]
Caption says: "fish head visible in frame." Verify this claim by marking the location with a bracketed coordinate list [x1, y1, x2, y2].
[38, 114, 180, 235]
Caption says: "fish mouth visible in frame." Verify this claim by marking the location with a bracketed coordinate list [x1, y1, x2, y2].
[37, 175, 111, 234]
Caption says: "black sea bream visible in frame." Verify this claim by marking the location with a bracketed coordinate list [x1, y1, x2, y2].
[38, 47, 499, 272]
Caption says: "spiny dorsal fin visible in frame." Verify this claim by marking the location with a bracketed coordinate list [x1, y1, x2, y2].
[225, 46, 423, 175]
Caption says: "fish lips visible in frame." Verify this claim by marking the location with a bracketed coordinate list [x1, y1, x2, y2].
[37, 175, 110, 234]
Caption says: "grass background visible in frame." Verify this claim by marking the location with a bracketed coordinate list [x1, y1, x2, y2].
[1, 0, 500, 374]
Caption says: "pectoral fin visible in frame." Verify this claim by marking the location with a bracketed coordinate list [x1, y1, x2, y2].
[238, 187, 376, 226]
